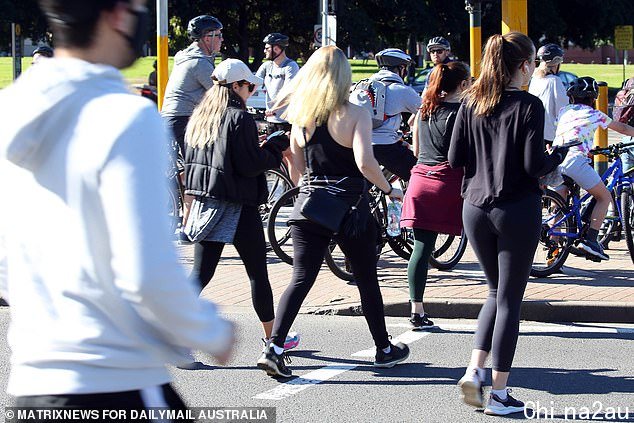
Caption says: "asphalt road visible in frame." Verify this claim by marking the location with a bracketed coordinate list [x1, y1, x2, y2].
[1, 309, 633, 422]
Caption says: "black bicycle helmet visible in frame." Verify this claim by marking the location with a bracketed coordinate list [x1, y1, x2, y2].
[33, 45, 54, 57]
[187, 15, 223, 40]
[376, 48, 411, 68]
[537, 43, 564, 64]
[426, 36, 451, 52]
[567, 76, 599, 99]
[263, 33, 289, 48]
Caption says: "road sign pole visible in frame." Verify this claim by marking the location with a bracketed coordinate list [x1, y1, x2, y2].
[157, 0, 168, 110]
[594, 82, 609, 175]
[11, 23, 22, 81]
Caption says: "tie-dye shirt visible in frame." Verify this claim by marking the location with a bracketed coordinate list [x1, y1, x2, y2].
[553, 104, 612, 155]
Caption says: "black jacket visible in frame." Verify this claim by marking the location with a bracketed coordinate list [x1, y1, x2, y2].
[184, 101, 288, 206]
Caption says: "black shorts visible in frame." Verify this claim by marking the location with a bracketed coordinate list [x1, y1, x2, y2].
[266, 122, 292, 135]
[372, 142, 417, 182]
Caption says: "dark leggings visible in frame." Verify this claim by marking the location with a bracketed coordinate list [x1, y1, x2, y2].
[270, 221, 390, 349]
[191, 205, 275, 323]
[407, 228, 439, 302]
[164, 115, 189, 159]
[462, 193, 541, 372]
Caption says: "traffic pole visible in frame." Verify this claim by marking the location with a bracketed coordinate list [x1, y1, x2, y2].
[156, 0, 168, 110]
[501, 0, 527, 35]
[594, 81, 609, 175]
[465, 1, 482, 78]
[321, 0, 328, 47]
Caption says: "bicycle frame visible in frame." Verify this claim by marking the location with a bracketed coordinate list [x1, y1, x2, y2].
[547, 154, 633, 240]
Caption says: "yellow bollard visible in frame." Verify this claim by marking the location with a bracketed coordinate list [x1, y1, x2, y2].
[594, 81, 609, 175]
[466, 1, 482, 78]
[156, 0, 169, 111]
[501, 0, 527, 35]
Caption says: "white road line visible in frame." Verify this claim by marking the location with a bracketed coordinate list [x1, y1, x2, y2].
[253, 364, 356, 400]
[386, 322, 634, 334]
[253, 329, 429, 400]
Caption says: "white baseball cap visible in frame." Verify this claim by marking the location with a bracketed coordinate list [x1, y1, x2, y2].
[212, 58, 263, 86]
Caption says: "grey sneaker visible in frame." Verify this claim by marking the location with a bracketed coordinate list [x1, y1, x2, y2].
[484, 389, 525, 416]
[458, 368, 484, 408]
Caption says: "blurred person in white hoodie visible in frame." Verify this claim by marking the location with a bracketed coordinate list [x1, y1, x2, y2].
[0, 0, 234, 413]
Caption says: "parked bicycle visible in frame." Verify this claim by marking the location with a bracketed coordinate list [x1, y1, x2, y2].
[532, 140, 634, 277]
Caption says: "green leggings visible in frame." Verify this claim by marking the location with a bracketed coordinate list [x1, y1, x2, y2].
[407, 228, 438, 302]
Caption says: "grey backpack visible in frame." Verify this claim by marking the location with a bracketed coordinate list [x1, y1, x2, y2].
[349, 78, 390, 129]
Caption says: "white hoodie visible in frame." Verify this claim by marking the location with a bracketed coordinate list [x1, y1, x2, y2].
[0, 58, 232, 396]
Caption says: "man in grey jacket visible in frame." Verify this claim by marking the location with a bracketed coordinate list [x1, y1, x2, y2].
[162, 15, 223, 158]
[369, 48, 421, 181]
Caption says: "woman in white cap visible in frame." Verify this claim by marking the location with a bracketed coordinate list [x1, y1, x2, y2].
[183, 58, 299, 356]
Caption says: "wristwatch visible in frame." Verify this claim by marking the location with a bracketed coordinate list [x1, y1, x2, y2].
[383, 185, 393, 196]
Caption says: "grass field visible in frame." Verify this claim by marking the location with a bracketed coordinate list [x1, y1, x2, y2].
[2, 56, 632, 93]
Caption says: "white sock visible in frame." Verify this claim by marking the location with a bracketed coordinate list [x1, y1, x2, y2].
[491, 388, 508, 401]
[272, 344, 284, 355]
[382, 345, 392, 354]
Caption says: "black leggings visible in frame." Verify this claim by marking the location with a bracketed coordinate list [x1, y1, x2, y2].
[270, 221, 390, 349]
[15, 384, 190, 422]
[407, 228, 438, 302]
[462, 193, 541, 372]
[372, 142, 417, 182]
[191, 205, 275, 323]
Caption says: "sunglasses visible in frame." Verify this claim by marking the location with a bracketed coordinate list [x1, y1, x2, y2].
[430, 49, 446, 54]
[239, 81, 256, 93]
[204, 32, 223, 39]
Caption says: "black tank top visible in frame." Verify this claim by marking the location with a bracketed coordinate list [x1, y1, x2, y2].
[305, 125, 363, 178]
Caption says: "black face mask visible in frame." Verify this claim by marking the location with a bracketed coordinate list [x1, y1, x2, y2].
[118, 6, 149, 67]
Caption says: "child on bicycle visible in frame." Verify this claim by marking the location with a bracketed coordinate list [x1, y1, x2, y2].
[552, 76, 634, 260]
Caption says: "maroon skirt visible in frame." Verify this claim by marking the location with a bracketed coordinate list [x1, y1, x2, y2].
[400, 162, 464, 236]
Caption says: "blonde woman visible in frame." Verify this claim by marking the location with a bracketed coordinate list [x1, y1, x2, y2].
[257, 46, 410, 378]
[183, 59, 298, 357]
[528, 43, 568, 147]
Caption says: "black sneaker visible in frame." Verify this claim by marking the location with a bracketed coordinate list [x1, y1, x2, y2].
[409, 313, 435, 330]
[578, 238, 610, 261]
[257, 344, 292, 378]
[484, 389, 525, 416]
[373, 342, 410, 368]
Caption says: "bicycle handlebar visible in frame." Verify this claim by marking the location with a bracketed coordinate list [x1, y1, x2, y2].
[589, 140, 634, 157]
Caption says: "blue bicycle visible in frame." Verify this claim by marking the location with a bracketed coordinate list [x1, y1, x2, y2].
[532, 140, 634, 277]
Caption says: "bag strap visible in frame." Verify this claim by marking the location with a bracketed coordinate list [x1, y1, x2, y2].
[302, 127, 311, 184]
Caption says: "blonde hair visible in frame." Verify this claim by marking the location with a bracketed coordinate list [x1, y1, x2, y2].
[275, 45, 352, 127]
[465, 32, 534, 116]
[534, 60, 559, 78]
[186, 84, 234, 148]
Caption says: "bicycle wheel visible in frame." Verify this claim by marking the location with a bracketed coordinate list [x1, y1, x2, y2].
[429, 231, 468, 270]
[598, 193, 620, 249]
[266, 186, 300, 264]
[325, 241, 355, 281]
[531, 189, 574, 278]
[166, 179, 181, 235]
[260, 169, 294, 224]
[620, 188, 634, 264]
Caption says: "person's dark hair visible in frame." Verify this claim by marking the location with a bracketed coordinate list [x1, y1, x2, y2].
[420, 62, 470, 118]
[38, 0, 128, 49]
[465, 32, 534, 117]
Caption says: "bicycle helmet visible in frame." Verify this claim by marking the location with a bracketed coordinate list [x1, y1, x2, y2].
[263, 33, 289, 48]
[567, 76, 599, 99]
[33, 45, 54, 57]
[537, 43, 564, 64]
[375, 48, 411, 68]
[187, 15, 223, 40]
[426, 37, 451, 52]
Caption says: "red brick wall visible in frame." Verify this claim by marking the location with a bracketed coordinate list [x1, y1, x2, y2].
[564, 45, 634, 64]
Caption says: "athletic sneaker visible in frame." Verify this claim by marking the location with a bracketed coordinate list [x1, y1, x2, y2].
[578, 238, 610, 261]
[261, 332, 302, 353]
[373, 342, 410, 368]
[409, 313, 435, 330]
[458, 368, 484, 408]
[257, 343, 292, 378]
[283, 332, 301, 351]
[484, 389, 525, 416]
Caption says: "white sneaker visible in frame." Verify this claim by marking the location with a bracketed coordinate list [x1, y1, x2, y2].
[458, 368, 484, 408]
[484, 389, 525, 416]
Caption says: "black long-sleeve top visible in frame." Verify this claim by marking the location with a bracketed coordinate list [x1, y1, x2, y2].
[448, 90, 560, 207]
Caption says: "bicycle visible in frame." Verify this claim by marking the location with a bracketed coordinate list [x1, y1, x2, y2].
[532, 140, 634, 277]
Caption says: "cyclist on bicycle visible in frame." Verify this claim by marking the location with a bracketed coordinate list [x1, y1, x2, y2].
[552, 76, 634, 260]
[368, 48, 421, 181]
